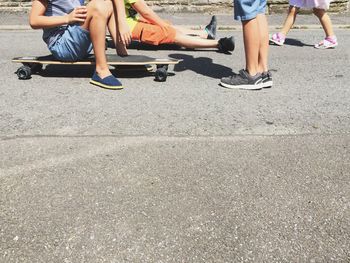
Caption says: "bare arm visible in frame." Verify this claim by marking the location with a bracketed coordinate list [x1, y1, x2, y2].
[132, 0, 168, 27]
[29, 0, 87, 29]
[112, 0, 132, 45]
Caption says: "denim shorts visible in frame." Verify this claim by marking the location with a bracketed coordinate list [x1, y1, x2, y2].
[234, 0, 266, 21]
[49, 24, 93, 61]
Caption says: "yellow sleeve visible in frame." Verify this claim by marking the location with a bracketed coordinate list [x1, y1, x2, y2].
[125, 0, 138, 8]
[124, 0, 139, 31]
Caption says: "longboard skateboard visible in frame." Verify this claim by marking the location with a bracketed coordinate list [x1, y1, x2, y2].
[12, 54, 180, 82]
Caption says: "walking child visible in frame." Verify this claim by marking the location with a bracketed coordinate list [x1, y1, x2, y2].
[270, 0, 338, 49]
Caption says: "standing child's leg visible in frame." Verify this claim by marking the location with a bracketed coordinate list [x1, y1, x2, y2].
[257, 13, 268, 72]
[313, 8, 338, 49]
[220, 0, 270, 90]
[241, 13, 271, 85]
[257, 13, 273, 88]
[270, 6, 299, 46]
[242, 18, 260, 76]
[220, 17, 264, 90]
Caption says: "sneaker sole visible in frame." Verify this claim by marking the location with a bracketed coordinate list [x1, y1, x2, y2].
[220, 81, 263, 90]
[90, 79, 124, 90]
[262, 80, 273, 88]
[269, 39, 284, 46]
[314, 43, 338, 49]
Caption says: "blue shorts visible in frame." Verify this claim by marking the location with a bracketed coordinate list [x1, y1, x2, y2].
[234, 0, 266, 21]
[49, 24, 93, 62]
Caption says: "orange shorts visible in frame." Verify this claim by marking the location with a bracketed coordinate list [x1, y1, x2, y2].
[131, 19, 176, 46]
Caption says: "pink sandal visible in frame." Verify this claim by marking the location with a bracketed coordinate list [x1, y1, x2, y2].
[314, 36, 338, 49]
[269, 32, 286, 46]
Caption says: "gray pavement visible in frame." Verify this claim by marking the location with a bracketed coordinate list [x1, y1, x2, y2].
[1, 12, 350, 262]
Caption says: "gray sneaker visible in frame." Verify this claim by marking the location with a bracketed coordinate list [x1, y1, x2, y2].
[218, 36, 235, 53]
[205, 15, 217, 40]
[261, 70, 273, 88]
[220, 69, 263, 90]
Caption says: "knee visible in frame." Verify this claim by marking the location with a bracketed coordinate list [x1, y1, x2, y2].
[313, 8, 325, 18]
[161, 26, 172, 38]
[289, 6, 299, 15]
[161, 26, 176, 43]
[89, 0, 112, 17]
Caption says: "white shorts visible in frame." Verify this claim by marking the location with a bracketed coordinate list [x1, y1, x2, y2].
[289, 0, 331, 10]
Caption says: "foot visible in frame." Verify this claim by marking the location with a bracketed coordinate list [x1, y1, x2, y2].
[261, 70, 273, 88]
[205, 15, 217, 40]
[269, 32, 285, 46]
[218, 36, 235, 53]
[314, 36, 338, 49]
[90, 71, 123, 90]
[220, 69, 263, 90]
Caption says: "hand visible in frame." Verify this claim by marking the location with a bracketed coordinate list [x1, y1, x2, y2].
[118, 20, 132, 46]
[66, 6, 87, 24]
[116, 41, 128, 57]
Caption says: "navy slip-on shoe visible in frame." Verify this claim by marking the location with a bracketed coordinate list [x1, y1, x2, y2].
[90, 72, 123, 90]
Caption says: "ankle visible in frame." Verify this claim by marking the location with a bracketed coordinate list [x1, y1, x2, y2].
[95, 67, 112, 78]
[278, 32, 286, 38]
[246, 69, 260, 77]
[326, 35, 336, 40]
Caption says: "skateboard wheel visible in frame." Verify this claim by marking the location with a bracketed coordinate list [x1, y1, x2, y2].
[155, 67, 167, 82]
[16, 65, 32, 80]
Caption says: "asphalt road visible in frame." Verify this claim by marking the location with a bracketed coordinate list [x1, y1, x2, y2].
[1, 27, 349, 262]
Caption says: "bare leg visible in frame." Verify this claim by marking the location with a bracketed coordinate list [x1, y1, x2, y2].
[256, 13, 269, 73]
[81, 0, 113, 78]
[173, 25, 208, 39]
[242, 18, 260, 76]
[313, 8, 335, 37]
[174, 33, 218, 49]
[280, 6, 299, 36]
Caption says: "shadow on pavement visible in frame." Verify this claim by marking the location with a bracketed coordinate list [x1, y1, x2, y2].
[107, 39, 181, 50]
[283, 38, 314, 47]
[168, 53, 233, 79]
[120, 41, 182, 51]
[34, 64, 158, 79]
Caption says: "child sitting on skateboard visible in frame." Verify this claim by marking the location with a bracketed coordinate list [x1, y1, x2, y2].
[120, 0, 235, 53]
[30, 0, 130, 90]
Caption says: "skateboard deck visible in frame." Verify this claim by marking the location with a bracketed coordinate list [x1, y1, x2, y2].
[12, 54, 180, 82]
